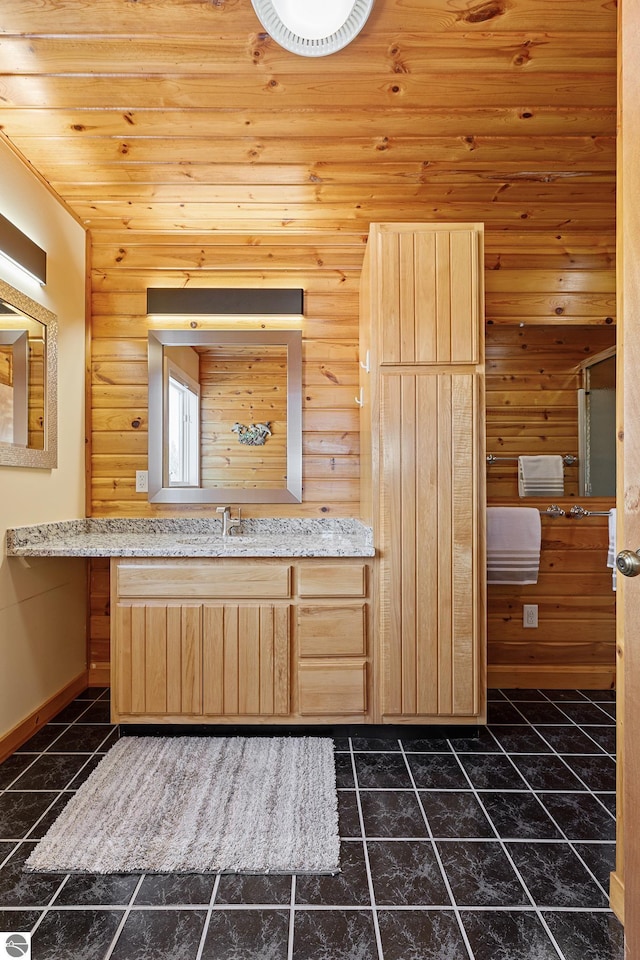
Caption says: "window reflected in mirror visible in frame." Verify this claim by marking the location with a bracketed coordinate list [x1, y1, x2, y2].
[165, 351, 200, 487]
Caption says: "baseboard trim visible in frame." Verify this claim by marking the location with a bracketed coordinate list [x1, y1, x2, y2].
[487, 665, 616, 690]
[0, 670, 89, 763]
[610, 869, 624, 924]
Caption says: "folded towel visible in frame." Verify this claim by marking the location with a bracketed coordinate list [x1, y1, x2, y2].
[487, 506, 542, 584]
[518, 455, 565, 498]
[607, 507, 617, 592]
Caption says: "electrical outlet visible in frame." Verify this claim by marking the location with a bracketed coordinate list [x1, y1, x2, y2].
[135, 470, 148, 493]
[523, 604, 538, 628]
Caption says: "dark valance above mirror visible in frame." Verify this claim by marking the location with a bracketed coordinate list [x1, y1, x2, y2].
[147, 288, 304, 316]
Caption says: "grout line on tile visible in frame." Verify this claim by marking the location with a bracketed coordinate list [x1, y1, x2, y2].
[287, 874, 295, 960]
[193, 873, 220, 960]
[348, 736, 385, 960]
[101, 874, 146, 960]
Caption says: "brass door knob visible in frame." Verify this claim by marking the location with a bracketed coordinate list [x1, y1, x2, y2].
[616, 549, 640, 577]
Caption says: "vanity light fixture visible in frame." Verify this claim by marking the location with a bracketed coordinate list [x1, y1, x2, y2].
[251, 0, 375, 57]
[0, 213, 46, 285]
[147, 287, 303, 315]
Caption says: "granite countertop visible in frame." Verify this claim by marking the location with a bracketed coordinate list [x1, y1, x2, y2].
[5, 518, 375, 559]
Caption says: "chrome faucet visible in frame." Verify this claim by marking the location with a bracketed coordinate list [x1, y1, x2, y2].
[216, 506, 242, 537]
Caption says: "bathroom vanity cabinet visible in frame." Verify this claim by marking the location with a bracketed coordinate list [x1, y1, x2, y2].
[111, 557, 372, 724]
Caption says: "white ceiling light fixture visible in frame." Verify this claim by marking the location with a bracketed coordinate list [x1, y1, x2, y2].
[251, 0, 375, 57]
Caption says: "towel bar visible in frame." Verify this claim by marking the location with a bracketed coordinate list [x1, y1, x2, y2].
[487, 454, 577, 466]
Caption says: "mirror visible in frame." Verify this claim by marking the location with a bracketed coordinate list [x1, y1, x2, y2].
[148, 329, 302, 503]
[578, 346, 616, 496]
[0, 278, 57, 468]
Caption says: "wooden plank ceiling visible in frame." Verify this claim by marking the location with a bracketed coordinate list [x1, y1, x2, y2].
[0, 0, 616, 241]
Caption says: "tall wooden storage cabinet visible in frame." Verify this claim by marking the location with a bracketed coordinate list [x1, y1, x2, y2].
[361, 223, 486, 724]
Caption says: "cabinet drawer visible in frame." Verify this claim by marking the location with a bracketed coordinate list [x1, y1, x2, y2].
[116, 563, 291, 599]
[298, 563, 366, 598]
[298, 661, 367, 716]
[298, 604, 366, 657]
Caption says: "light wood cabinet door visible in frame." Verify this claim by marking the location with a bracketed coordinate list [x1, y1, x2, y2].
[115, 601, 202, 717]
[371, 223, 482, 366]
[202, 602, 290, 717]
[379, 371, 483, 718]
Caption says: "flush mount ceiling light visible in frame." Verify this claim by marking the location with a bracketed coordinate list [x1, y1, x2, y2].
[251, 0, 375, 57]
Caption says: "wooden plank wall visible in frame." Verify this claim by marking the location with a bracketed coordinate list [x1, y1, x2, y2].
[28, 338, 44, 450]
[90, 250, 363, 516]
[486, 323, 617, 688]
[9, 0, 611, 685]
[87, 244, 617, 686]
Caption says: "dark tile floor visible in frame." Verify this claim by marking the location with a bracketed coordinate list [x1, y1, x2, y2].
[0, 687, 623, 959]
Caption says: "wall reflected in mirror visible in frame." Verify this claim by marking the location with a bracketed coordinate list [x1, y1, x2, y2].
[148, 329, 302, 503]
[485, 324, 615, 500]
[0, 278, 57, 468]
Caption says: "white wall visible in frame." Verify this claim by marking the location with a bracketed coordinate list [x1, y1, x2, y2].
[0, 139, 87, 739]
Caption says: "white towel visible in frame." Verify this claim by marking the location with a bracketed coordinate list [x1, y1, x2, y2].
[487, 507, 542, 584]
[607, 508, 617, 592]
[518, 455, 565, 497]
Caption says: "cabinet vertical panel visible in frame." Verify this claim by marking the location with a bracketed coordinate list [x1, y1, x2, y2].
[259, 606, 275, 716]
[181, 604, 202, 714]
[202, 604, 224, 714]
[238, 605, 260, 715]
[437, 376, 454, 715]
[399, 232, 416, 363]
[145, 605, 168, 714]
[223, 605, 239, 714]
[273, 605, 290, 715]
[450, 232, 477, 364]
[380, 374, 403, 714]
[130, 605, 147, 714]
[380, 233, 401, 363]
[166, 605, 183, 714]
[400, 375, 417, 714]
[414, 232, 437, 363]
[115, 604, 132, 715]
[435, 233, 452, 363]
[451, 376, 477, 715]
[415, 376, 440, 715]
